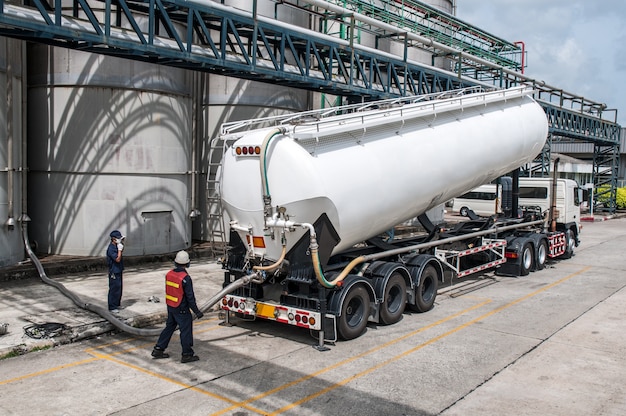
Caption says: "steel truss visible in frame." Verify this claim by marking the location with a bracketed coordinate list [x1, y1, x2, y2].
[0, 0, 621, 211]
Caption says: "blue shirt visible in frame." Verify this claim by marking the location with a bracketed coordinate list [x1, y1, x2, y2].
[107, 243, 124, 274]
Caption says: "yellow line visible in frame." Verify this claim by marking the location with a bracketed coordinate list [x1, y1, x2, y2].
[1, 318, 222, 385]
[0, 357, 99, 385]
[88, 350, 268, 415]
[270, 266, 591, 415]
[211, 299, 492, 416]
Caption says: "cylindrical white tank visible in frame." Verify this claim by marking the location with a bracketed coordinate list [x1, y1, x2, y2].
[220, 88, 549, 260]
[0, 38, 25, 267]
[27, 46, 194, 256]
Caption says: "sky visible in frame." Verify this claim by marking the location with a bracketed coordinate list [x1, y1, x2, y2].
[455, 0, 626, 126]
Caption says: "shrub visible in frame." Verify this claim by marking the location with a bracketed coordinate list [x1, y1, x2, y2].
[596, 186, 626, 209]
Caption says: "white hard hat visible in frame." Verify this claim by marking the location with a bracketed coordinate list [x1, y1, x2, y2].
[174, 250, 190, 265]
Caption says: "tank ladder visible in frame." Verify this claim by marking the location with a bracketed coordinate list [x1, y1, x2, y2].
[206, 134, 233, 259]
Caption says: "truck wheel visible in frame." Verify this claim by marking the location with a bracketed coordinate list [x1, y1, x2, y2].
[410, 265, 438, 312]
[520, 243, 533, 276]
[562, 229, 575, 259]
[460, 207, 469, 217]
[379, 273, 407, 325]
[337, 285, 370, 340]
[536, 240, 548, 270]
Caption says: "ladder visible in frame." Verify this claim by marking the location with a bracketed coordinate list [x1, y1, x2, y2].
[206, 134, 234, 260]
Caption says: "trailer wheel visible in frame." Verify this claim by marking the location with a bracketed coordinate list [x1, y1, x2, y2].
[562, 229, 575, 259]
[520, 243, 533, 276]
[460, 206, 469, 217]
[337, 285, 370, 340]
[379, 273, 407, 325]
[410, 265, 438, 312]
[536, 240, 548, 270]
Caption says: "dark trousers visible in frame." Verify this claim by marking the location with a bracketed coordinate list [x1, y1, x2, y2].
[108, 272, 123, 310]
[155, 307, 194, 356]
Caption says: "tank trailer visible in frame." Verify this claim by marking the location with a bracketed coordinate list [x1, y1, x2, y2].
[216, 87, 579, 347]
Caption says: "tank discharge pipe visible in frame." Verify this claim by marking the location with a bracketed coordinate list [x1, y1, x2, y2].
[306, 219, 547, 288]
[21, 221, 263, 337]
[263, 219, 346, 289]
[260, 127, 287, 218]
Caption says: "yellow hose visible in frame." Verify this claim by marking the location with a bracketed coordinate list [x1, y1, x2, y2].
[311, 237, 366, 288]
[253, 245, 287, 272]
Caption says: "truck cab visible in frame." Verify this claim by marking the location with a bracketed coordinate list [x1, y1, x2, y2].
[517, 177, 581, 228]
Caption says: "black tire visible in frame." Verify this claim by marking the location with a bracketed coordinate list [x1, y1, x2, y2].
[379, 273, 407, 325]
[337, 285, 370, 340]
[410, 265, 438, 313]
[520, 243, 533, 276]
[536, 239, 548, 270]
[562, 229, 575, 259]
[460, 206, 469, 217]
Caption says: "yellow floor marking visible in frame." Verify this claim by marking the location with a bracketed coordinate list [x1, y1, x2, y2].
[269, 266, 591, 415]
[0, 357, 99, 385]
[88, 349, 267, 415]
[1, 318, 221, 385]
[211, 299, 492, 416]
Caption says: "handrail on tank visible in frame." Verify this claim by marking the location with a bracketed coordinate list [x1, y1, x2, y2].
[223, 87, 537, 146]
[219, 86, 503, 136]
[290, 86, 534, 141]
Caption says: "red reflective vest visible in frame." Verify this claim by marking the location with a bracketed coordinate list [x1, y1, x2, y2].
[165, 270, 187, 307]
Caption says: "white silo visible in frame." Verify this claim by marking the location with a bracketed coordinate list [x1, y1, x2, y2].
[27, 46, 194, 256]
[0, 38, 26, 267]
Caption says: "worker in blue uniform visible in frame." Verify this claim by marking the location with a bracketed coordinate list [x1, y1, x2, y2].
[152, 250, 204, 363]
[106, 230, 125, 313]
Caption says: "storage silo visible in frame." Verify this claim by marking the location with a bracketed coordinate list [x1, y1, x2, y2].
[25, 0, 313, 257]
[0, 38, 25, 267]
[27, 46, 194, 256]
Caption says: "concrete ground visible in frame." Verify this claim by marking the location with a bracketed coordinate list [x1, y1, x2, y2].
[0, 257, 225, 358]
[0, 214, 625, 415]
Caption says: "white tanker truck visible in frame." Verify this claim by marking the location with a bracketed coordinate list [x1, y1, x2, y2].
[216, 86, 579, 347]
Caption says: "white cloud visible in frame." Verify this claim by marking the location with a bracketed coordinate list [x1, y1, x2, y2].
[456, 0, 626, 125]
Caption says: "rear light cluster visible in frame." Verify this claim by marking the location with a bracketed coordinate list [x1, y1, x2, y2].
[235, 145, 261, 155]
[288, 312, 316, 326]
[222, 297, 247, 310]
[505, 251, 518, 259]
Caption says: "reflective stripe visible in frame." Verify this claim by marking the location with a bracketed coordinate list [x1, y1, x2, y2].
[166, 281, 180, 288]
[165, 294, 179, 303]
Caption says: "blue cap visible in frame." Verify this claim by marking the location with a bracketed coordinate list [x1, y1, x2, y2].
[110, 230, 123, 239]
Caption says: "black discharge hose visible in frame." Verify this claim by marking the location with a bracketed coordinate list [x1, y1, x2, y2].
[21, 222, 259, 337]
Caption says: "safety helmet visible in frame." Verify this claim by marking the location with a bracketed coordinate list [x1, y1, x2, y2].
[174, 250, 190, 265]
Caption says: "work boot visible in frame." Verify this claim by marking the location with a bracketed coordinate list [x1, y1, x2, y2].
[181, 354, 199, 363]
[151, 348, 169, 359]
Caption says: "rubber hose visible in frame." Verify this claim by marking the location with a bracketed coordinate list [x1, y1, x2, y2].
[21, 222, 256, 337]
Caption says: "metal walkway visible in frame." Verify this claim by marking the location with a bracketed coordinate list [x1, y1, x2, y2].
[0, 0, 620, 210]
[320, 0, 523, 72]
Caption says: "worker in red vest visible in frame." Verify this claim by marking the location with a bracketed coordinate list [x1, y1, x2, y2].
[151, 250, 204, 363]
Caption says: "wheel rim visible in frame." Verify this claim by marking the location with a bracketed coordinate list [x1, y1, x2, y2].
[537, 242, 547, 265]
[567, 231, 575, 252]
[421, 275, 435, 302]
[522, 247, 533, 270]
[346, 297, 365, 328]
[386, 284, 402, 313]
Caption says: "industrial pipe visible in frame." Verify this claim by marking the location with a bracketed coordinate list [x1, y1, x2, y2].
[308, 218, 546, 287]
